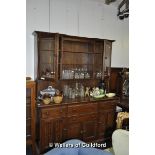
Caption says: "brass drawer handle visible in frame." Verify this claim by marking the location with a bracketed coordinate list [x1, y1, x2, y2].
[63, 128, 68, 131]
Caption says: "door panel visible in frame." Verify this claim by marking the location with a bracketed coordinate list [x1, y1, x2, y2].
[98, 113, 106, 139]
[40, 119, 54, 152]
[83, 120, 97, 141]
[40, 118, 63, 153]
[65, 122, 82, 140]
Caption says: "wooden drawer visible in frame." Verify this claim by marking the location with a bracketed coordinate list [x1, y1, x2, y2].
[98, 102, 116, 112]
[41, 106, 67, 119]
[68, 114, 97, 123]
[68, 103, 97, 116]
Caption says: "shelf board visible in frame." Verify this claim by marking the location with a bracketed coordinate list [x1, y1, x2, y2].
[59, 63, 102, 66]
[63, 37, 92, 43]
[94, 52, 103, 54]
[40, 50, 55, 52]
[40, 37, 55, 40]
[61, 63, 93, 66]
[39, 62, 54, 64]
[63, 51, 93, 54]
[39, 77, 56, 81]
[60, 78, 94, 81]
[62, 50, 102, 54]
[60, 78, 103, 81]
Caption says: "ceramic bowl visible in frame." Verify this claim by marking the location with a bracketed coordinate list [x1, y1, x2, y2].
[93, 94, 105, 99]
[43, 98, 51, 104]
[53, 95, 63, 104]
[106, 93, 116, 98]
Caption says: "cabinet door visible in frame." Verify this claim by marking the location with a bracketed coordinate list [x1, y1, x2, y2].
[64, 122, 82, 140]
[35, 32, 59, 80]
[106, 109, 115, 129]
[104, 108, 116, 140]
[98, 102, 116, 140]
[82, 119, 97, 142]
[39, 118, 63, 153]
[40, 119, 54, 153]
[98, 113, 106, 139]
[65, 114, 98, 142]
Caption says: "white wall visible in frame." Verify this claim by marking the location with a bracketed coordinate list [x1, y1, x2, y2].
[26, 0, 129, 79]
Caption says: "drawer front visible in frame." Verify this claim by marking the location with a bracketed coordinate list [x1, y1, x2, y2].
[41, 106, 67, 119]
[68, 114, 97, 123]
[68, 103, 97, 116]
[98, 102, 116, 112]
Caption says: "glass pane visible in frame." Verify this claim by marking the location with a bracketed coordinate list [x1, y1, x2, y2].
[104, 41, 111, 76]
[95, 42, 104, 53]
[40, 38, 55, 50]
[39, 51, 55, 78]
[39, 64, 55, 78]
[40, 51, 54, 64]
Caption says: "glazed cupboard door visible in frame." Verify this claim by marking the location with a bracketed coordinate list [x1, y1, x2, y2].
[82, 116, 98, 142]
[34, 31, 59, 81]
[103, 40, 113, 91]
[63, 121, 82, 141]
[104, 40, 112, 77]
[94, 40, 104, 79]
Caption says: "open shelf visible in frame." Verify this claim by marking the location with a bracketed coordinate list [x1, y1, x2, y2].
[62, 50, 102, 54]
